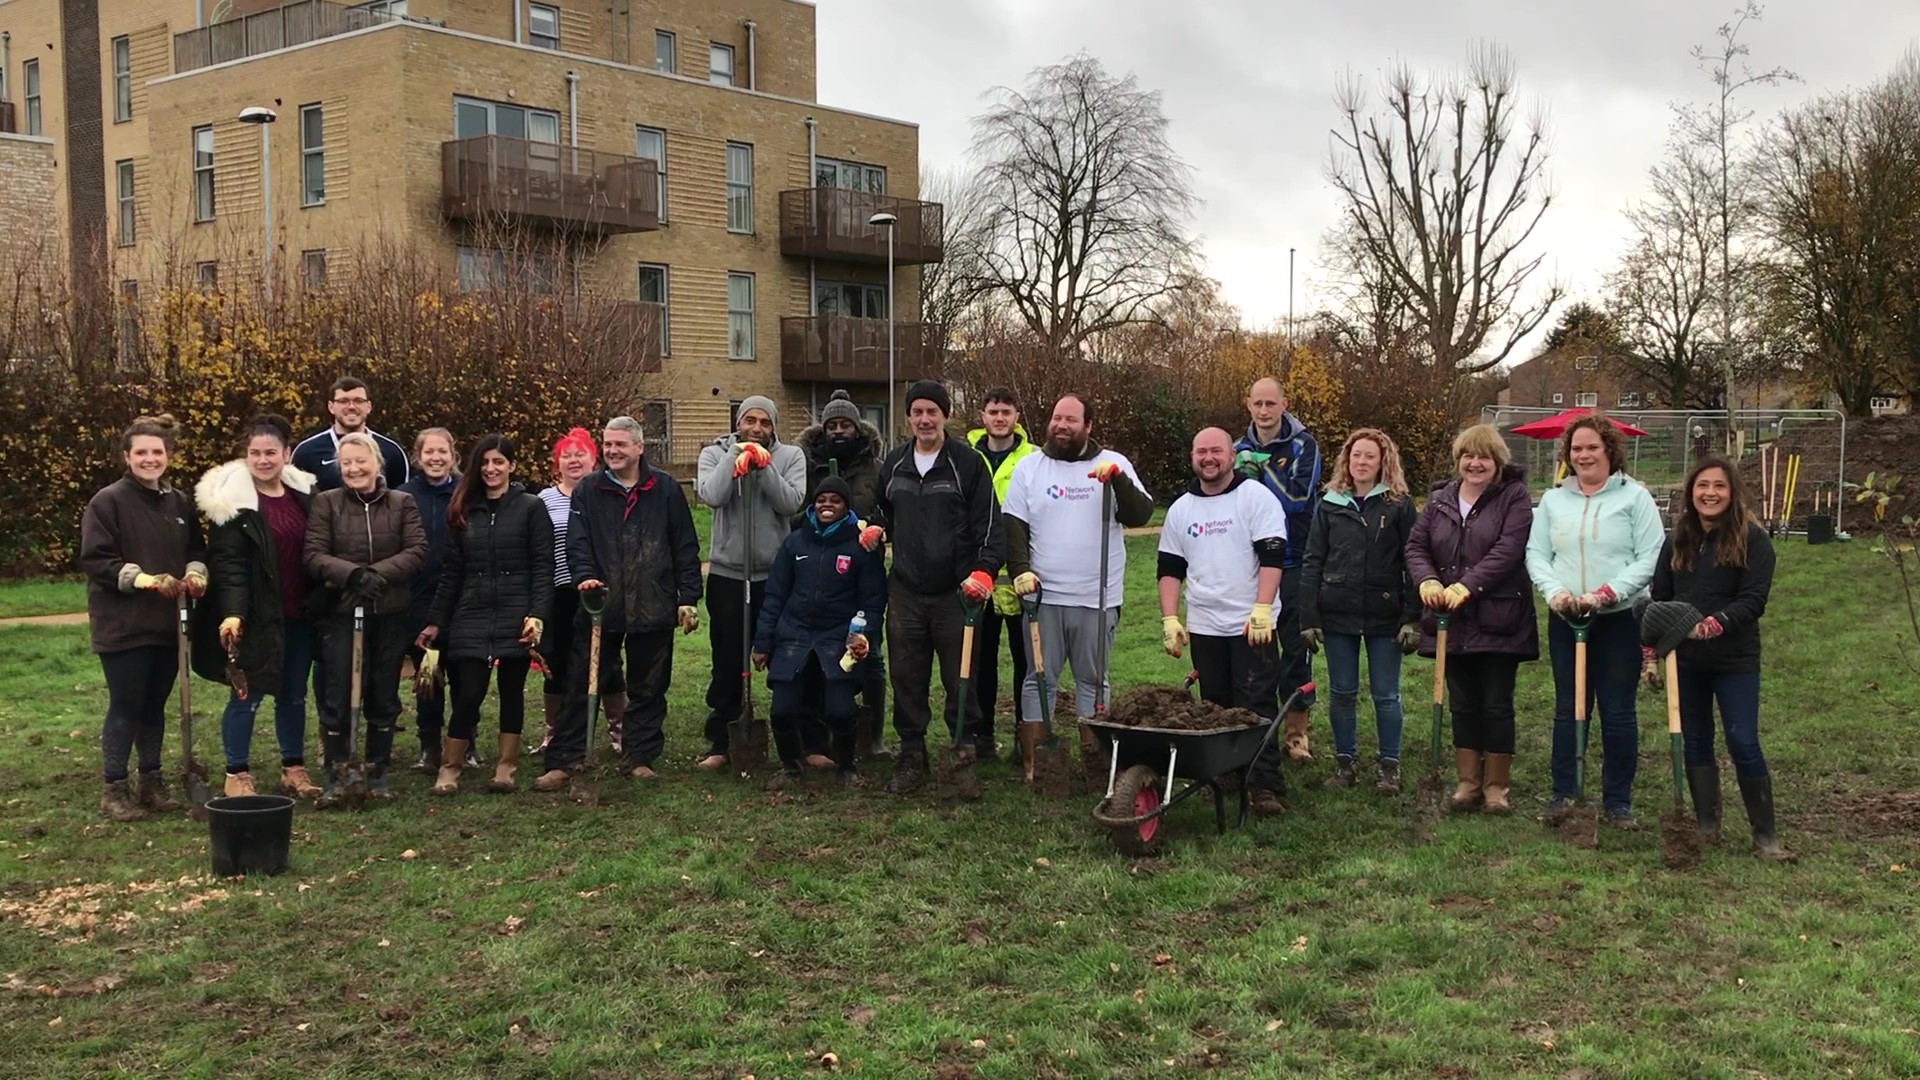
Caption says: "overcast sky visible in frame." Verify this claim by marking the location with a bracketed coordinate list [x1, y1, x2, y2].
[815, 0, 1920, 355]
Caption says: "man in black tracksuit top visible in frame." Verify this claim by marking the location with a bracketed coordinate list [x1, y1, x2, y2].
[869, 380, 1004, 793]
[534, 416, 702, 786]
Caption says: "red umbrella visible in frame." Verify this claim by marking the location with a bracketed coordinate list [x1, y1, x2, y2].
[1509, 407, 1648, 440]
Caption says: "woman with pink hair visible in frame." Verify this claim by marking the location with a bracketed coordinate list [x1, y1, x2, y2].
[536, 428, 624, 753]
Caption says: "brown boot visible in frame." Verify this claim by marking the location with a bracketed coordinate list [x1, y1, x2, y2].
[532, 768, 572, 792]
[488, 733, 521, 793]
[1282, 709, 1313, 762]
[280, 765, 322, 800]
[1481, 753, 1513, 815]
[433, 737, 467, 796]
[100, 779, 149, 822]
[1449, 749, 1484, 811]
[1017, 723, 1042, 784]
[224, 772, 257, 798]
[136, 771, 183, 812]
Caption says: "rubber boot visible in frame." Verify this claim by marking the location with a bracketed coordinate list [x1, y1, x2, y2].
[1686, 764, 1723, 844]
[315, 763, 343, 810]
[434, 737, 467, 796]
[100, 779, 149, 822]
[1282, 709, 1313, 762]
[887, 742, 928, 795]
[833, 726, 861, 788]
[856, 706, 890, 761]
[136, 770, 183, 812]
[1481, 753, 1513, 815]
[489, 733, 521, 793]
[1449, 749, 1484, 811]
[1737, 773, 1795, 861]
[1323, 754, 1357, 789]
[366, 724, 397, 801]
[413, 738, 441, 774]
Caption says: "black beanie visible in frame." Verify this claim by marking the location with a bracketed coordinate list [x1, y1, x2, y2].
[1639, 600, 1703, 657]
[814, 475, 854, 506]
[904, 379, 950, 417]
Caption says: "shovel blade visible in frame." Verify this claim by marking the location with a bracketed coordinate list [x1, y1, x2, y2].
[185, 770, 213, 822]
[938, 743, 981, 801]
[728, 718, 768, 775]
[1031, 741, 1072, 800]
[571, 775, 602, 807]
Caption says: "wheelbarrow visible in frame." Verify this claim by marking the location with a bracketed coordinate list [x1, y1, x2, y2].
[1085, 682, 1313, 856]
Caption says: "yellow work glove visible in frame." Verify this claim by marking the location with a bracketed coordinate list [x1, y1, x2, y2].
[1013, 572, 1040, 596]
[1443, 582, 1471, 610]
[417, 648, 441, 684]
[1418, 579, 1446, 609]
[1161, 615, 1187, 658]
[521, 616, 544, 645]
[218, 616, 243, 650]
[677, 605, 700, 634]
[1245, 602, 1274, 646]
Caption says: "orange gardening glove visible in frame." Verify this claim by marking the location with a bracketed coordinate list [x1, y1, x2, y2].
[732, 442, 772, 478]
[1087, 461, 1122, 484]
[960, 571, 994, 603]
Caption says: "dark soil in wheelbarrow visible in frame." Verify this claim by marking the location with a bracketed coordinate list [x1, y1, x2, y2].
[1106, 686, 1264, 731]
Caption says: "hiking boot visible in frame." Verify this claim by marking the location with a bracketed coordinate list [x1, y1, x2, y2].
[1282, 709, 1313, 762]
[136, 771, 183, 812]
[1540, 794, 1575, 823]
[887, 746, 928, 795]
[1323, 754, 1357, 789]
[1604, 806, 1642, 831]
[224, 772, 256, 798]
[412, 740, 440, 774]
[1481, 754, 1513, 816]
[1737, 773, 1796, 862]
[1686, 764, 1723, 845]
[1450, 749, 1484, 811]
[100, 779, 149, 822]
[532, 768, 572, 793]
[280, 765, 321, 800]
[1249, 787, 1285, 817]
[434, 737, 467, 796]
[488, 733, 522, 793]
[1375, 758, 1402, 796]
[315, 765, 344, 810]
[764, 766, 803, 793]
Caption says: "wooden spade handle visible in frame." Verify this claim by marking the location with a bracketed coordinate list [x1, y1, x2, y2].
[959, 623, 975, 680]
[1664, 652, 1682, 735]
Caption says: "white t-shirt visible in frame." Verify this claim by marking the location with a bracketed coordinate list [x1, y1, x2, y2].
[913, 449, 939, 476]
[1158, 480, 1288, 637]
[1003, 448, 1148, 608]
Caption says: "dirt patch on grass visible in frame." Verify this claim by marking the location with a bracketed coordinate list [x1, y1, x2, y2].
[1106, 687, 1262, 731]
[1799, 790, 1920, 839]
[1660, 808, 1703, 869]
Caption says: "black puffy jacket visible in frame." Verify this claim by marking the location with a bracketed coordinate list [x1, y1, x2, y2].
[1651, 521, 1774, 674]
[189, 460, 318, 688]
[429, 484, 554, 661]
[1298, 487, 1419, 637]
[567, 464, 702, 634]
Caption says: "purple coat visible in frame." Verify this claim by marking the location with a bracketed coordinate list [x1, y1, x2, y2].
[1404, 464, 1539, 659]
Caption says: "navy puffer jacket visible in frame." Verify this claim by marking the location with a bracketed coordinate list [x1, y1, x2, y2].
[753, 509, 887, 682]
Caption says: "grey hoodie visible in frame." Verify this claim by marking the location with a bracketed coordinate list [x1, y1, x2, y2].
[695, 433, 809, 581]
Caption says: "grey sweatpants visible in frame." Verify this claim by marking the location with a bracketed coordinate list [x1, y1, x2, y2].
[1020, 603, 1119, 721]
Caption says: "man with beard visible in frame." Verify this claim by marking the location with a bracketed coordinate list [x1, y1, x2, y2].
[795, 388, 889, 760]
[965, 387, 1037, 761]
[1235, 377, 1322, 762]
[694, 396, 809, 769]
[1158, 427, 1290, 812]
[1004, 394, 1154, 761]
[868, 380, 1003, 794]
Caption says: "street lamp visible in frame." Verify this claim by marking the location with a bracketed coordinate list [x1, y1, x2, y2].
[238, 105, 277, 296]
[868, 209, 898, 445]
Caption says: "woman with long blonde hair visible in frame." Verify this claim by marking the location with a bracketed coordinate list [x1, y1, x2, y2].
[1297, 428, 1421, 792]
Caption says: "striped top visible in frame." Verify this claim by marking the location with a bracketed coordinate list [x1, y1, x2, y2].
[539, 486, 573, 587]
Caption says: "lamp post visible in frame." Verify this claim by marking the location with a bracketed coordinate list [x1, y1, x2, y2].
[238, 105, 277, 296]
[868, 209, 898, 445]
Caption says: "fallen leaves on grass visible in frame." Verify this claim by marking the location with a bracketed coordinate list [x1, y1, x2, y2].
[498, 915, 526, 936]
[3, 973, 124, 998]
[0, 877, 231, 942]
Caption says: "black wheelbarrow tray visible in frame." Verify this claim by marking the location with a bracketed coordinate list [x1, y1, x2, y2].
[1084, 682, 1312, 856]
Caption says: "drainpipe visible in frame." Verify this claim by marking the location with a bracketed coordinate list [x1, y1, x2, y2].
[513, 0, 523, 44]
[744, 20, 757, 90]
[194, 1, 203, 28]
[806, 114, 817, 314]
[565, 69, 579, 173]
[1, 34, 10, 103]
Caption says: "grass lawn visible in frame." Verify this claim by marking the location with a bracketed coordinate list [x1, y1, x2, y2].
[0, 576, 85, 620]
[1, 540, 1917, 1078]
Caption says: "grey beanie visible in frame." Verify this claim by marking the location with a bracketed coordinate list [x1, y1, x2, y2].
[820, 389, 861, 425]
[738, 394, 779, 427]
[1639, 600, 1703, 658]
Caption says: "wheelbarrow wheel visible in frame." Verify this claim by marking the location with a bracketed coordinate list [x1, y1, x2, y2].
[1104, 764, 1164, 857]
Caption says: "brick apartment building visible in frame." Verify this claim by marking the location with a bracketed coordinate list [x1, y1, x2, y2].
[0, 0, 942, 462]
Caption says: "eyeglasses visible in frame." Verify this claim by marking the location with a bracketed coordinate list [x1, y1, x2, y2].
[332, 396, 370, 406]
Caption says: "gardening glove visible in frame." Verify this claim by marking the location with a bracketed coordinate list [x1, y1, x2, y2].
[840, 633, 871, 671]
[1690, 615, 1724, 640]
[416, 647, 441, 686]
[1591, 584, 1619, 609]
[1641, 646, 1661, 689]
[1012, 571, 1040, 597]
[346, 567, 387, 602]
[520, 616, 544, 646]
[182, 568, 208, 599]
[1299, 627, 1323, 654]
[1233, 449, 1271, 478]
[1245, 602, 1275, 647]
[1443, 582, 1472, 610]
[1087, 461, 1122, 484]
[577, 578, 605, 593]
[961, 570, 995, 603]
[677, 605, 700, 635]
[1547, 592, 1576, 619]
[135, 572, 183, 598]
[858, 523, 886, 552]
[218, 617, 243, 650]
[732, 441, 772, 478]
[1162, 615, 1187, 658]
[752, 651, 769, 672]
[1418, 579, 1446, 609]
[1396, 622, 1421, 654]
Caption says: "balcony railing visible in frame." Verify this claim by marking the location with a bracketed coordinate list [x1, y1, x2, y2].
[779, 189, 944, 265]
[442, 136, 661, 234]
[780, 316, 943, 385]
[173, 0, 404, 73]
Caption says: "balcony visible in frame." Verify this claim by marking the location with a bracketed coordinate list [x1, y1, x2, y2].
[173, 0, 405, 73]
[0, 101, 14, 134]
[779, 189, 944, 265]
[441, 136, 661, 234]
[780, 316, 943, 385]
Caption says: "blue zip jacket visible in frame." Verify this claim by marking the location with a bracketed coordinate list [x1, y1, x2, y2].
[753, 508, 887, 683]
[1235, 415, 1321, 568]
[398, 473, 456, 629]
[1525, 471, 1665, 614]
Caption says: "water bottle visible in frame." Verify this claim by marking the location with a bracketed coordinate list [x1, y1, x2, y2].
[841, 610, 868, 671]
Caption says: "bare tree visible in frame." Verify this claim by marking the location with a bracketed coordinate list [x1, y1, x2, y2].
[916, 163, 994, 349]
[969, 53, 1201, 356]
[1327, 44, 1561, 380]
[1604, 144, 1726, 408]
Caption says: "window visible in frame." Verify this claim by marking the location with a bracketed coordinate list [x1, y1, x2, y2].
[528, 4, 560, 49]
[1575, 392, 1597, 408]
[634, 126, 667, 221]
[641, 400, 671, 463]
[112, 37, 132, 123]
[1551, 392, 1564, 405]
[1616, 392, 1641, 409]
[23, 60, 41, 136]
[115, 161, 136, 246]
[654, 30, 676, 72]
[118, 281, 140, 369]
[355, 0, 407, 16]
[302, 249, 328, 290]
[815, 281, 885, 319]
[192, 125, 215, 221]
[727, 272, 754, 360]
[457, 246, 504, 293]
[637, 263, 669, 355]
[709, 42, 734, 86]
[453, 96, 560, 143]
[299, 104, 325, 206]
[814, 157, 885, 194]
[725, 142, 752, 233]
[196, 261, 219, 290]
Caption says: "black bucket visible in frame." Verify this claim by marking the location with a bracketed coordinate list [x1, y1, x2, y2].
[1808, 514, 1835, 545]
[205, 794, 295, 876]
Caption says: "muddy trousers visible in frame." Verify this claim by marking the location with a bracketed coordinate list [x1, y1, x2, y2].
[447, 656, 531, 742]
[771, 656, 857, 770]
[98, 644, 176, 784]
[316, 612, 408, 769]
[1189, 633, 1285, 795]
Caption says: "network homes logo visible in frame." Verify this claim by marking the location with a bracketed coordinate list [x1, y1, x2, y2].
[1188, 517, 1237, 537]
[1045, 483, 1093, 502]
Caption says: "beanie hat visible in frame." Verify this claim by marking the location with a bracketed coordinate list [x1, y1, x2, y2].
[814, 475, 854, 505]
[820, 389, 861, 425]
[904, 379, 950, 417]
[738, 395, 779, 428]
[1639, 600, 1702, 657]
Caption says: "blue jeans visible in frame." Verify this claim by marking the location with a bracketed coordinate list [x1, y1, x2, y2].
[1548, 610, 1640, 811]
[1677, 668, 1767, 779]
[1322, 632, 1405, 760]
[220, 619, 315, 772]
